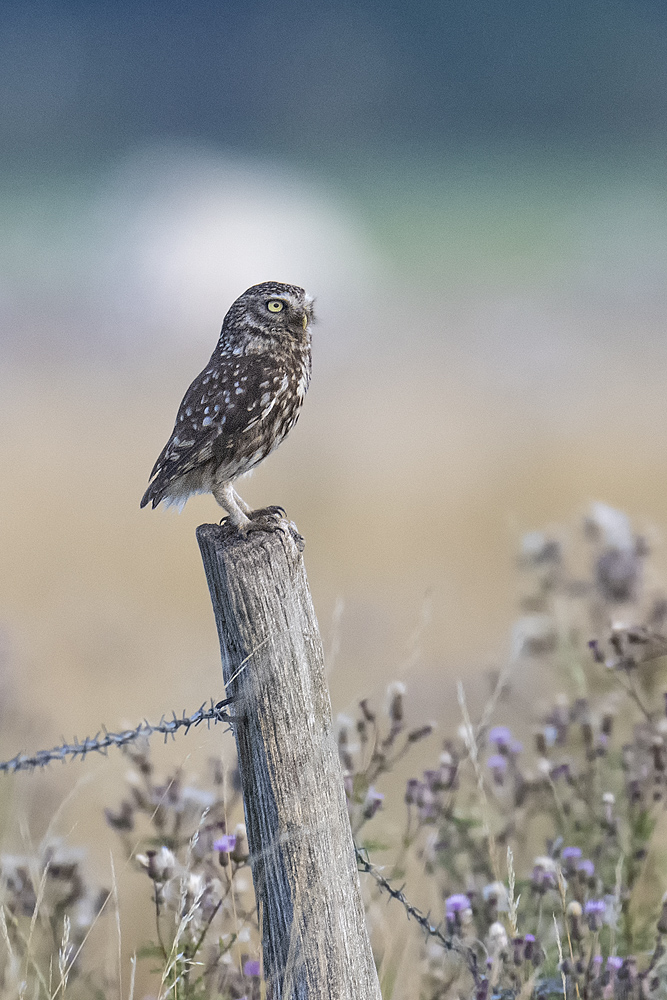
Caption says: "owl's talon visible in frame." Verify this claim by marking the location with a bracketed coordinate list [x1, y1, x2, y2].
[246, 513, 305, 551]
[243, 512, 284, 535]
[251, 505, 286, 519]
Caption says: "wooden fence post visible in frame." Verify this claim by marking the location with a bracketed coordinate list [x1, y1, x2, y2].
[196, 521, 382, 1000]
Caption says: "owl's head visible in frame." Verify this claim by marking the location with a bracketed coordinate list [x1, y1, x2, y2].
[223, 281, 314, 345]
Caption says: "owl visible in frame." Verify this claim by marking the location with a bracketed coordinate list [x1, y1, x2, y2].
[140, 281, 314, 532]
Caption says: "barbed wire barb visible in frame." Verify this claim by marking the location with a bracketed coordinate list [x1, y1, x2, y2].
[355, 846, 480, 982]
[0, 699, 232, 774]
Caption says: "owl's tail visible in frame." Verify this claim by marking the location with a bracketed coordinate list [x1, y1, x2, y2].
[140, 478, 164, 509]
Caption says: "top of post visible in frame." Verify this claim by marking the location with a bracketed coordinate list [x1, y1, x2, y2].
[196, 518, 305, 562]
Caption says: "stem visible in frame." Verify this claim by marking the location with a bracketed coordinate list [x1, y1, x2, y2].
[614, 671, 652, 721]
[154, 889, 168, 961]
[191, 898, 223, 957]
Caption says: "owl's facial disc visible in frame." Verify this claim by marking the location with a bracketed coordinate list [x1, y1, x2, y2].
[259, 292, 311, 336]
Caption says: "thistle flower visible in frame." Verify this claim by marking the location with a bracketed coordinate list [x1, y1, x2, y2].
[488, 726, 512, 749]
[445, 893, 471, 915]
[485, 920, 508, 956]
[363, 786, 384, 820]
[438, 749, 458, 789]
[561, 846, 582, 873]
[416, 784, 438, 821]
[136, 846, 175, 882]
[577, 859, 595, 880]
[584, 898, 605, 931]
[214, 834, 237, 857]
[531, 856, 558, 893]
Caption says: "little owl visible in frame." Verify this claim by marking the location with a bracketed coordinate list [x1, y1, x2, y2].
[140, 281, 314, 531]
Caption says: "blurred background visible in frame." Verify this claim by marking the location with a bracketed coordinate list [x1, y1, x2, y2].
[2, 0, 667, 881]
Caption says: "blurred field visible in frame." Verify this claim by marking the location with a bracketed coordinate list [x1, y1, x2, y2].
[2, 144, 667, 848]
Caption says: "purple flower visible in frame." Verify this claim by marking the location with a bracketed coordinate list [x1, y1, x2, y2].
[531, 868, 556, 891]
[488, 726, 512, 748]
[561, 847, 582, 861]
[531, 857, 558, 892]
[445, 893, 471, 915]
[577, 859, 595, 878]
[213, 834, 237, 853]
[243, 960, 261, 977]
[607, 956, 623, 971]
[363, 786, 384, 819]
[523, 933, 536, 961]
[584, 899, 606, 930]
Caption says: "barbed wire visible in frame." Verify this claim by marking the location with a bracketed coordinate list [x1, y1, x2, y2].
[355, 846, 481, 981]
[0, 699, 232, 774]
[0, 697, 480, 982]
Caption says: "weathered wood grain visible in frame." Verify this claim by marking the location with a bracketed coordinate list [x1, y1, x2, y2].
[197, 521, 382, 1000]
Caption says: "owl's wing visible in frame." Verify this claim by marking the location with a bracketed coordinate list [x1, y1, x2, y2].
[149, 429, 216, 485]
[147, 422, 213, 482]
[140, 430, 218, 509]
[141, 353, 278, 508]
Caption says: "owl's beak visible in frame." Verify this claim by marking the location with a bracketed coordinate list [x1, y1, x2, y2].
[302, 313, 308, 330]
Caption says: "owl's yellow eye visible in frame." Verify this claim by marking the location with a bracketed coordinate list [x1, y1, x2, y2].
[267, 300, 284, 313]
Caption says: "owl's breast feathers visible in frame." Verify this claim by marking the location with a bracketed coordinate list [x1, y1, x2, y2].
[140, 341, 311, 509]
